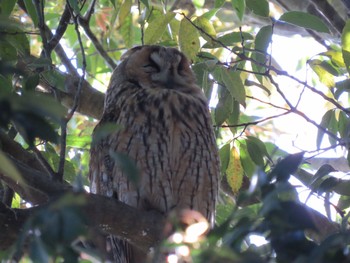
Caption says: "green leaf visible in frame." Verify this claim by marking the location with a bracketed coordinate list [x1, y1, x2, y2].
[0, 151, 24, 185]
[231, 0, 245, 21]
[338, 111, 350, 139]
[92, 123, 122, 144]
[41, 144, 77, 183]
[144, 11, 175, 44]
[11, 193, 21, 208]
[0, 0, 16, 16]
[12, 112, 59, 145]
[0, 39, 16, 61]
[215, 87, 234, 126]
[323, 50, 346, 68]
[23, 74, 40, 91]
[252, 25, 272, 81]
[118, 0, 132, 25]
[30, 236, 49, 263]
[0, 17, 30, 57]
[23, 0, 39, 26]
[317, 177, 339, 194]
[13, 91, 67, 122]
[220, 67, 246, 106]
[215, 0, 226, 8]
[110, 151, 140, 187]
[0, 74, 12, 92]
[342, 20, 350, 74]
[271, 152, 304, 182]
[120, 14, 134, 48]
[226, 99, 240, 134]
[245, 136, 266, 167]
[309, 164, 336, 190]
[334, 79, 350, 99]
[28, 57, 52, 69]
[67, 0, 81, 15]
[200, 8, 219, 20]
[5, 33, 30, 57]
[219, 143, 231, 174]
[246, 0, 269, 17]
[66, 135, 92, 148]
[204, 32, 253, 48]
[192, 62, 213, 98]
[238, 142, 256, 178]
[219, 31, 253, 44]
[140, 0, 149, 9]
[254, 25, 272, 63]
[308, 59, 335, 87]
[193, 0, 205, 7]
[279, 11, 330, 33]
[316, 109, 335, 149]
[245, 79, 271, 95]
[194, 16, 216, 44]
[40, 70, 66, 91]
[179, 17, 200, 61]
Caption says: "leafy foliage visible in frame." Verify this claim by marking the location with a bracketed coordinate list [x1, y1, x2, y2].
[0, 0, 350, 262]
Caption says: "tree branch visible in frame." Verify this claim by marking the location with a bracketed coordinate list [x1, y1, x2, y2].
[77, 0, 117, 70]
[0, 192, 165, 252]
[38, 71, 104, 119]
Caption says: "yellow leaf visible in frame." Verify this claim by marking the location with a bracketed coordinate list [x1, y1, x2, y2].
[323, 50, 345, 68]
[194, 16, 216, 44]
[179, 17, 200, 62]
[226, 146, 244, 194]
[309, 59, 335, 88]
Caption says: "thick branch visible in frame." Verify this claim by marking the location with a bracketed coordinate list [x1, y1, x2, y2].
[0, 131, 70, 203]
[0, 193, 165, 252]
[0, 131, 43, 172]
[0, 131, 164, 251]
[85, 193, 165, 250]
[61, 74, 104, 119]
[38, 71, 104, 119]
[78, 17, 117, 69]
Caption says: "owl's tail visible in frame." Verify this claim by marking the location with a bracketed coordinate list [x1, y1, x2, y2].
[109, 236, 147, 263]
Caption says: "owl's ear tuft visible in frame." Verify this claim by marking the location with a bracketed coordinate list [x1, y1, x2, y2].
[120, 46, 144, 60]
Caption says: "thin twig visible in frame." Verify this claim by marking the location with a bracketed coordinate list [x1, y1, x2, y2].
[182, 12, 349, 118]
[269, 66, 350, 115]
[46, 3, 71, 55]
[33, 0, 50, 59]
[216, 111, 291, 128]
[56, 3, 88, 181]
[32, 147, 56, 179]
[267, 74, 341, 143]
[77, 0, 117, 69]
[138, 0, 145, 45]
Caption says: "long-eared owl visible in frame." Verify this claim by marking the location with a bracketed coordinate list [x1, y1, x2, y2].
[89, 45, 220, 263]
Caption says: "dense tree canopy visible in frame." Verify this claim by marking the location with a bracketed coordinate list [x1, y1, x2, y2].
[1, 0, 350, 262]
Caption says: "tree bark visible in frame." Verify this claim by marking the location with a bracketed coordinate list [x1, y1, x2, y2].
[0, 131, 165, 252]
[0, 192, 165, 252]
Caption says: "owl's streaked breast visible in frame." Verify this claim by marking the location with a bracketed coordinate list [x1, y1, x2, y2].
[106, 85, 218, 221]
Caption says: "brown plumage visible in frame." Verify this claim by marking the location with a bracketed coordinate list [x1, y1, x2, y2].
[89, 45, 220, 263]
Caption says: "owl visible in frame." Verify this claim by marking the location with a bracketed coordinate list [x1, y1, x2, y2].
[89, 45, 220, 263]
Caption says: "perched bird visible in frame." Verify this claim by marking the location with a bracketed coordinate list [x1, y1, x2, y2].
[89, 45, 220, 262]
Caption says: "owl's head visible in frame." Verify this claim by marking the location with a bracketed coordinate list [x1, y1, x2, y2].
[113, 45, 197, 91]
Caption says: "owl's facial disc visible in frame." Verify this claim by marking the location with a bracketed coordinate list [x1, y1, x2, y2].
[148, 49, 188, 89]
